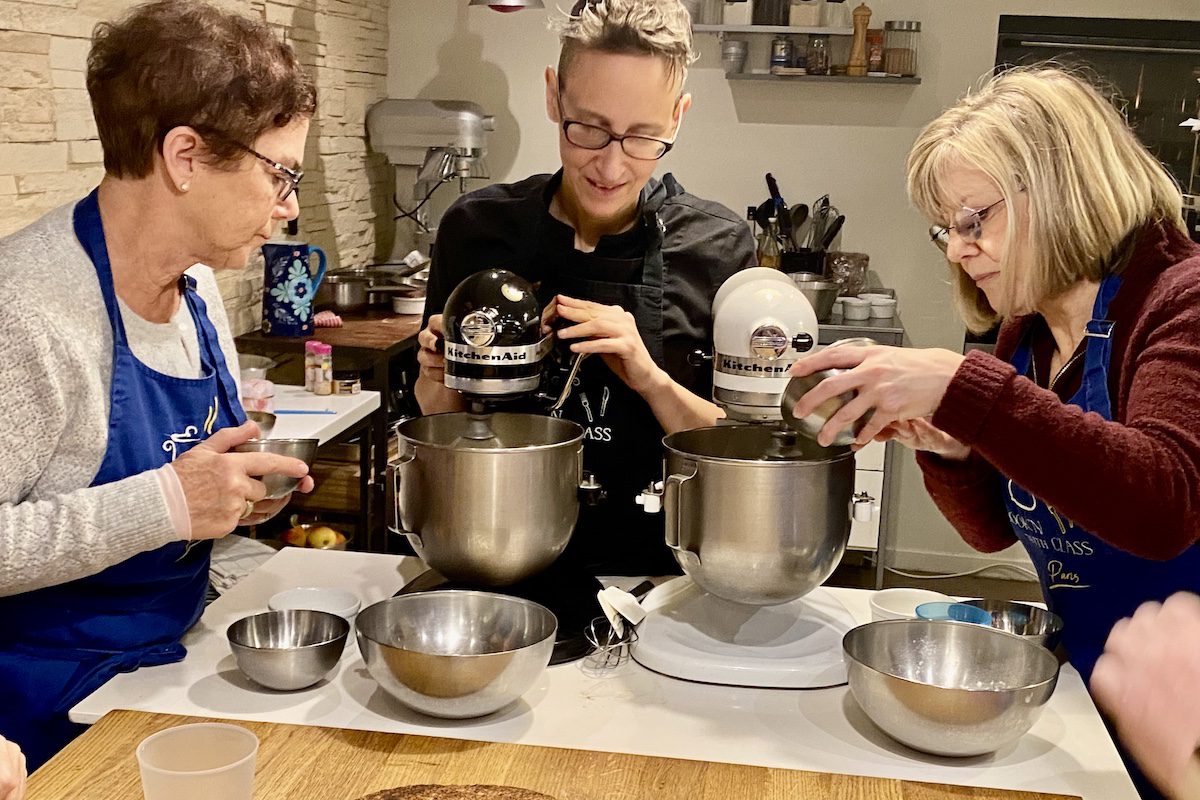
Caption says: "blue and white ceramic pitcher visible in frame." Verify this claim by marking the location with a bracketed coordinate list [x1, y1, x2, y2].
[261, 241, 326, 337]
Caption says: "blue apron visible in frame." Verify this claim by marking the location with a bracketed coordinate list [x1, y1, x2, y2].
[1002, 273, 1200, 800]
[0, 190, 246, 770]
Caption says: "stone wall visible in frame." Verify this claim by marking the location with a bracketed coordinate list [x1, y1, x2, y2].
[0, 0, 393, 335]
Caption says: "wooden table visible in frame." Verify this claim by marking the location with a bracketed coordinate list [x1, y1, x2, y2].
[30, 710, 1078, 800]
[236, 311, 422, 551]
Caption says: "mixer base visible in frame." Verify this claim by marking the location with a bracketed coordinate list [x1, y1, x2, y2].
[630, 576, 855, 689]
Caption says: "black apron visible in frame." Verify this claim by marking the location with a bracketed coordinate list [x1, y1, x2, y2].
[541, 179, 681, 576]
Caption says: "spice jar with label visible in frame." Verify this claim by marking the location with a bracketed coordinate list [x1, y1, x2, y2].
[866, 28, 884, 74]
[304, 340, 321, 392]
[806, 35, 830, 76]
[770, 35, 795, 70]
[314, 343, 334, 396]
[883, 20, 920, 77]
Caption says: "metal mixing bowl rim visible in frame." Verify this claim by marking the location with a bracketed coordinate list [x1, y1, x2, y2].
[960, 598, 1065, 637]
[355, 591, 559, 657]
[226, 609, 350, 650]
[842, 619, 1060, 693]
[397, 414, 584, 453]
[662, 427, 854, 466]
[238, 437, 319, 446]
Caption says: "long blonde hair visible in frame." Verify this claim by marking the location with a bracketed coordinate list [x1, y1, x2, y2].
[907, 66, 1185, 333]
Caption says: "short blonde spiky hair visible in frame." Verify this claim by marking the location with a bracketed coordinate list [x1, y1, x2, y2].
[551, 0, 696, 90]
[906, 66, 1185, 333]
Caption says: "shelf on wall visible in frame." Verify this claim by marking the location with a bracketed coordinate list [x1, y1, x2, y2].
[693, 24, 853, 35]
[726, 73, 921, 84]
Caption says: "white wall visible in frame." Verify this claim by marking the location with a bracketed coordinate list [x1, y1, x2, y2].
[386, 0, 1200, 573]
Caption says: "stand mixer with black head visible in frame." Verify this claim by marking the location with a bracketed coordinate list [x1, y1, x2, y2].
[388, 268, 604, 663]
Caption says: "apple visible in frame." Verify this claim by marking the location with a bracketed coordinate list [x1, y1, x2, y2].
[306, 525, 340, 549]
[281, 526, 307, 547]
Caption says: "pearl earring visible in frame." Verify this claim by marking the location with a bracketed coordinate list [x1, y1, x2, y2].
[180, 182, 190, 192]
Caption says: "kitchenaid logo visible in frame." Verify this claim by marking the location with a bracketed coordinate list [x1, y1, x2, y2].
[445, 336, 552, 365]
[716, 353, 797, 376]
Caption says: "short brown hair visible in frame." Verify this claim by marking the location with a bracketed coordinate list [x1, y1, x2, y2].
[907, 66, 1184, 333]
[552, 0, 695, 90]
[87, 0, 317, 178]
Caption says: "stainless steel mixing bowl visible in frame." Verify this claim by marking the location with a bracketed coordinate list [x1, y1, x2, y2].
[391, 413, 585, 585]
[961, 599, 1064, 651]
[244, 410, 277, 438]
[660, 425, 854, 606]
[789, 277, 840, 322]
[356, 592, 557, 719]
[842, 619, 1060, 756]
[227, 609, 349, 691]
[232, 438, 318, 499]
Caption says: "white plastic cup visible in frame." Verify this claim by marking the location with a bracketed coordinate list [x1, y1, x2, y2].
[137, 723, 259, 800]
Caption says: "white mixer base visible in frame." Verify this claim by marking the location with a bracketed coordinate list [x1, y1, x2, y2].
[630, 577, 856, 689]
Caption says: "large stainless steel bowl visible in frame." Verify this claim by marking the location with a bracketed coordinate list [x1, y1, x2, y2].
[232, 438, 318, 499]
[962, 599, 1064, 651]
[356, 592, 556, 719]
[391, 413, 585, 585]
[227, 609, 349, 691]
[660, 425, 854, 606]
[842, 619, 1060, 756]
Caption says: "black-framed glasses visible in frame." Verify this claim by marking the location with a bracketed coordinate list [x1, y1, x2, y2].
[234, 141, 303, 202]
[556, 95, 677, 161]
[929, 197, 1006, 253]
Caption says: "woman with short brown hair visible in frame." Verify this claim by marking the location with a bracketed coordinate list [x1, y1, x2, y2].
[0, 0, 316, 769]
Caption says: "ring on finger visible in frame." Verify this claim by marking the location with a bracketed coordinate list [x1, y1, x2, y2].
[239, 498, 256, 520]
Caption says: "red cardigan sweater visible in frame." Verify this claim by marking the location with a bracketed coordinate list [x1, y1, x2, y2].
[918, 222, 1200, 560]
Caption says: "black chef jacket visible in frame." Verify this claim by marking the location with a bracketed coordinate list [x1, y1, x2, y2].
[423, 170, 756, 575]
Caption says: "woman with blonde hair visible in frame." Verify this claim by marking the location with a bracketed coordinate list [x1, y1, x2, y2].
[790, 65, 1200, 788]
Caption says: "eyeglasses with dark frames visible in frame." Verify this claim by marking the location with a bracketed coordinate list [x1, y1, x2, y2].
[237, 143, 303, 202]
[929, 197, 1006, 254]
[556, 94, 678, 162]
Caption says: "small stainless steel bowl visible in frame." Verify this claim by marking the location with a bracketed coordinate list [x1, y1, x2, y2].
[356, 591, 557, 719]
[789, 277, 840, 322]
[244, 410, 277, 438]
[961, 599, 1064, 651]
[232, 438, 318, 499]
[843, 619, 1060, 757]
[238, 354, 277, 382]
[227, 609, 349, 691]
[781, 338, 876, 446]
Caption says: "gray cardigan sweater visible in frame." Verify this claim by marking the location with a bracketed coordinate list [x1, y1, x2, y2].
[0, 202, 239, 596]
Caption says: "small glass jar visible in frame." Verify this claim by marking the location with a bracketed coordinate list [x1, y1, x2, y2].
[314, 343, 334, 396]
[787, 0, 821, 27]
[883, 20, 920, 77]
[304, 340, 321, 392]
[770, 35, 795, 70]
[806, 35, 829, 76]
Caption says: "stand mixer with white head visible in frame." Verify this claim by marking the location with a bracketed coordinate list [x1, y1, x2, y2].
[632, 267, 861, 689]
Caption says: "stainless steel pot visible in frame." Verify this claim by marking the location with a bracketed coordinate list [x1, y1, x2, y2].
[389, 413, 589, 585]
[658, 425, 854, 606]
[316, 273, 370, 312]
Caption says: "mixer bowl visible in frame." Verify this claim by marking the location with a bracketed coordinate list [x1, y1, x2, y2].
[660, 425, 854, 606]
[843, 619, 1060, 756]
[356, 592, 556, 718]
[391, 413, 585, 585]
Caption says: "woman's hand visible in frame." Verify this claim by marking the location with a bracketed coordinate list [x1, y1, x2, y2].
[170, 421, 312, 539]
[1092, 593, 1200, 800]
[0, 735, 26, 800]
[788, 345, 965, 448]
[554, 295, 665, 396]
[875, 418, 971, 461]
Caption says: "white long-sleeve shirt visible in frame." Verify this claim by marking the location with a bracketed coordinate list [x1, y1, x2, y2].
[0, 202, 240, 596]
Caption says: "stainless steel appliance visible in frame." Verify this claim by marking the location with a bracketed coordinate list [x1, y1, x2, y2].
[366, 99, 495, 260]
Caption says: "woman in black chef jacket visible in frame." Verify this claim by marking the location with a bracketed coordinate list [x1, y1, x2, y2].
[415, 0, 756, 576]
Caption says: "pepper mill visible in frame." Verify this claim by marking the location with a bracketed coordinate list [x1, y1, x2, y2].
[847, 2, 872, 77]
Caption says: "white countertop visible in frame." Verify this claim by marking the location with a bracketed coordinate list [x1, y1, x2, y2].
[268, 384, 380, 443]
[71, 549, 1138, 798]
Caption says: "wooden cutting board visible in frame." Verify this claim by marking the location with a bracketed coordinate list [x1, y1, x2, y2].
[28, 711, 1079, 800]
